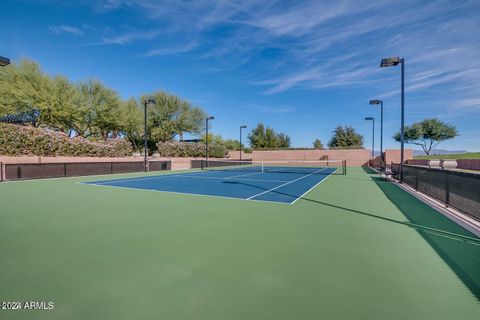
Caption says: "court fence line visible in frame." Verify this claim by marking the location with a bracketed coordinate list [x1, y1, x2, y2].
[391, 163, 480, 220]
[0, 160, 171, 181]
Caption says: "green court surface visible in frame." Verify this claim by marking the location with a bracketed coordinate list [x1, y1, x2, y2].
[0, 167, 479, 319]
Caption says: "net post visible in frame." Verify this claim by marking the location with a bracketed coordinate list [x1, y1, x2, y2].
[261, 161, 264, 173]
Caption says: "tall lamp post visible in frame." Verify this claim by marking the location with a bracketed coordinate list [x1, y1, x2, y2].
[205, 116, 215, 164]
[380, 57, 405, 182]
[365, 117, 375, 160]
[143, 98, 156, 172]
[239, 125, 247, 161]
[369, 100, 384, 168]
[0, 56, 10, 67]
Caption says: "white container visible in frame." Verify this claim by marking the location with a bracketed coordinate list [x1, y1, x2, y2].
[441, 159, 457, 170]
[428, 160, 441, 168]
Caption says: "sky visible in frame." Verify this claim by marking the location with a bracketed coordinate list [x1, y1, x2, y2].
[1, 0, 479, 151]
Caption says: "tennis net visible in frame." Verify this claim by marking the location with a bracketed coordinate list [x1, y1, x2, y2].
[200, 160, 346, 175]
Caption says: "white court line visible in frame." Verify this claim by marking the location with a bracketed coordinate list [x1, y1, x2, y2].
[82, 182, 291, 205]
[173, 175, 289, 183]
[290, 168, 335, 204]
[247, 167, 329, 200]
[83, 169, 212, 184]
[224, 171, 264, 179]
[81, 171, 289, 185]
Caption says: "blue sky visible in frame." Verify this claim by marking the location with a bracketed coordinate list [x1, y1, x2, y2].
[1, 0, 479, 151]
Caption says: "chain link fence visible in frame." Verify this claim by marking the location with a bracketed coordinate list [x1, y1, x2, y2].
[0, 160, 171, 181]
[391, 163, 480, 220]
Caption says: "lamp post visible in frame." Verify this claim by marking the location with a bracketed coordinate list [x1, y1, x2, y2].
[365, 117, 375, 160]
[143, 98, 156, 172]
[369, 99, 384, 169]
[0, 56, 10, 67]
[205, 116, 215, 164]
[381, 57, 405, 182]
[239, 125, 247, 161]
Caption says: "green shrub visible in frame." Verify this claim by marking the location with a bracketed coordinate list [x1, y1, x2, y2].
[0, 123, 132, 156]
[156, 141, 228, 158]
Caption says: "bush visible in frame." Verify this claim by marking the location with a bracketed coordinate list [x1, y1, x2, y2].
[0, 123, 132, 157]
[156, 141, 228, 158]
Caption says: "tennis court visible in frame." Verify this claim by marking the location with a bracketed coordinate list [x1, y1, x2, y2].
[83, 160, 345, 204]
[1, 166, 479, 320]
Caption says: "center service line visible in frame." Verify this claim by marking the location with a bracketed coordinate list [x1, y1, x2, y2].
[247, 167, 329, 200]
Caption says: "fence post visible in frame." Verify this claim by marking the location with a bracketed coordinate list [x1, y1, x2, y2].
[0, 162, 2, 182]
[110, 162, 113, 174]
[415, 168, 419, 190]
[64, 163, 67, 177]
[445, 172, 450, 207]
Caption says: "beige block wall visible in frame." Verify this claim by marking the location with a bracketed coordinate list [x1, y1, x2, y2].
[384, 149, 413, 164]
[227, 151, 252, 160]
[250, 149, 371, 166]
[0, 149, 414, 177]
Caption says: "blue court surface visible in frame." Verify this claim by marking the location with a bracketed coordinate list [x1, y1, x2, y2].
[83, 166, 337, 204]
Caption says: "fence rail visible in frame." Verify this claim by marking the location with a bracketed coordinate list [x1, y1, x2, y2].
[0, 160, 171, 181]
[391, 163, 480, 220]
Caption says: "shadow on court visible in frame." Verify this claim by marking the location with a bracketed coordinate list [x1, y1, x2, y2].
[231, 171, 480, 300]
[361, 166, 480, 301]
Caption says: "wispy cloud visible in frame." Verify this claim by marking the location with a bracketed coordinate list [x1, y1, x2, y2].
[101, 30, 159, 45]
[48, 25, 84, 36]
[81, 0, 480, 111]
[246, 104, 295, 114]
[143, 41, 199, 57]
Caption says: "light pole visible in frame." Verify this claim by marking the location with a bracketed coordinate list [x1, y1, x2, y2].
[143, 98, 156, 172]
[369, 99, 384, 168]
[205, 116, 215, 164]
[239, 125, 247, 161]
[381, 57, 405, 182]
[0, 56, 10, 67]
[365, 117, 375, 160]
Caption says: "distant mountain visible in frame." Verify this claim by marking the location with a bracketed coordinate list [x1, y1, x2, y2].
[413, 149, 468, 157]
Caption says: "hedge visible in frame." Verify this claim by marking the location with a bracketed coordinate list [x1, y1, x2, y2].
[156, 141, 228, 158]
[0, 123, 132, 157]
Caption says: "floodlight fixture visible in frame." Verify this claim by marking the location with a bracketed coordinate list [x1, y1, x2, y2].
[369, 99, 384, 167]
[205, 116, 215, 162]
[240, 125, 247, 160]
[380, 56, 405, 181]
[380, 57, 402, 68]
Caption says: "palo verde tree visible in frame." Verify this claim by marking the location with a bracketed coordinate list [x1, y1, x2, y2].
[119, 98, 143, 152]
[145, 91, 206, 143]
[277, 133, 291, 148]
[223, 139, 241, 150]
[393, 118, 458, 155]
[0, 59, 78, 130]
[247, 123, 291, 149]
[313, 139, 324, 149]
[199, 133, 224, 145]
[0, 59, 208, 152]
[328, 126, 364, 149]
[75, 79, 123, 139]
